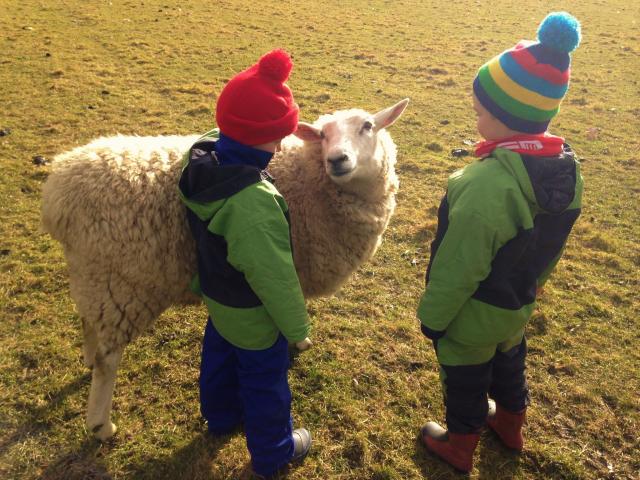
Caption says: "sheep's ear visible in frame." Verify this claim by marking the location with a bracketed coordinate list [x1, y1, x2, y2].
[294, 122, 323, 143]
[373, 98, 409, 131]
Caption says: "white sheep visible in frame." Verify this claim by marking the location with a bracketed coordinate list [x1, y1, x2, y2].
[41, 99, 409, 440]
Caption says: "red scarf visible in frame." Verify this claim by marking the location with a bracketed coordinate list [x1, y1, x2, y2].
[475, 134, 565, 158]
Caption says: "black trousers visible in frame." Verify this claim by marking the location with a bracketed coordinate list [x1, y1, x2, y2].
[439, 337, 530, 434]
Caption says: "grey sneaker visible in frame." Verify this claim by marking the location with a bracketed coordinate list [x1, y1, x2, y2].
[292, 428, 312, 461]
[252, 429, 312, 479]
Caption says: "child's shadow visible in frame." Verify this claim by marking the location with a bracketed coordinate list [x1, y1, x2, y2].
[131, 430, 302, 480]
[131, 432, 244, 480]
[476, 433, 523, 479]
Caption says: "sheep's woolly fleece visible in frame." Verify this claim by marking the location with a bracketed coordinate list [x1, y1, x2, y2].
[41, 121, 398, 350]
[42, 134, 200, 349]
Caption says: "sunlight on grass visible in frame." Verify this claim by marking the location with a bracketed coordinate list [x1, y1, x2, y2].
[1, 0, 638, 479]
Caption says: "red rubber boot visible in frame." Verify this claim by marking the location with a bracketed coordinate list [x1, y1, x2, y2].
[421, 422, 480, 473]
[487, 399, 526, 451]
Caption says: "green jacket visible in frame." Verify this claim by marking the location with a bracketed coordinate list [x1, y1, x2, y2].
[418, 146, 583, 351]
[179, 129, 309, 350]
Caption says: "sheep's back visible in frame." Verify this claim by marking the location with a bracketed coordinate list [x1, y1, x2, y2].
[42, 134, 200, 302]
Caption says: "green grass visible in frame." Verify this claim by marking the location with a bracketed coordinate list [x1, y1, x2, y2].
[1, 0, 639, 478]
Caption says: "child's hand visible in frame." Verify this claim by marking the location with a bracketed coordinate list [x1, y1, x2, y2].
[296, 338, 312, 351]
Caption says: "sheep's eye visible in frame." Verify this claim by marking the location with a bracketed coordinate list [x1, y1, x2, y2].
[320, 130, 325, 139]
[362, 121, 373, 132]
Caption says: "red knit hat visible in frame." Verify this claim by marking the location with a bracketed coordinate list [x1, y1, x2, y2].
[215, 49, 299, 146]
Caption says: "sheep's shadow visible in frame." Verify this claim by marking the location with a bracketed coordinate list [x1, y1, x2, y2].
[37, 438, 110, 480]
[37, 432, 237, 480]
[1, 371, 91, 454]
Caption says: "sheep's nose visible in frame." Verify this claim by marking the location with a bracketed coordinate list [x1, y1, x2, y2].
[328, 154, 352, 177]
[328, 154, 348, 165]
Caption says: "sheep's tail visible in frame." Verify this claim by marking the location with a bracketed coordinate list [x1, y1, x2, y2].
[41, 164, 71, 243]
[40, 149, 86, 245]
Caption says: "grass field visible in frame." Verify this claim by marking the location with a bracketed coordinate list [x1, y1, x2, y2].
[1, 0, 639, 478]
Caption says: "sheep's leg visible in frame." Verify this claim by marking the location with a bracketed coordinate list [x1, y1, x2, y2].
[86, 344, 123, 441]
[82, 318, 98, 369]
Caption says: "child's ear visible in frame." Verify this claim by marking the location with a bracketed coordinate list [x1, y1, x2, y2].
[294, 122, 323, 143]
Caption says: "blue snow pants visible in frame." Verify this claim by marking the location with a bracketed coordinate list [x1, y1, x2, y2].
[200, 318, 294, 477]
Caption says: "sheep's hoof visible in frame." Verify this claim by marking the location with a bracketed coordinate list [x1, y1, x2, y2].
[91, 421, 117, 441]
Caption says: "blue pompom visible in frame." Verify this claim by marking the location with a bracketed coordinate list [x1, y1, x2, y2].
[537, 12, 581, 53]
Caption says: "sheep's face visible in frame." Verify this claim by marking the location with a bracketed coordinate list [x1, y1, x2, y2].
[295, 99, 409, 186]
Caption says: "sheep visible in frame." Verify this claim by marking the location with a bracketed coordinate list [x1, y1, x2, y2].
[41, 98, 409, 440]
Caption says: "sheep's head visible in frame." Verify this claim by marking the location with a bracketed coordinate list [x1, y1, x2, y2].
[294, 99, 409, 186]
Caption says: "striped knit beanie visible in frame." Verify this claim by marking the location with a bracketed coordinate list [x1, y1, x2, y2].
[473, 12, 581, 134]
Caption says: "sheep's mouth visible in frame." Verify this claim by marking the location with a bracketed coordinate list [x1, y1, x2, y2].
[329, 163, 357, 177]
[330, 167, 353, 177]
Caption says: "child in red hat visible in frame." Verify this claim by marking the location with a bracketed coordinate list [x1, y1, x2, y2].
[179, 49, 312, 478]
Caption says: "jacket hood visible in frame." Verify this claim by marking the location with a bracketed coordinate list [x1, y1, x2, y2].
[494, 145, 579, 214]
[179, 138, 263, 220]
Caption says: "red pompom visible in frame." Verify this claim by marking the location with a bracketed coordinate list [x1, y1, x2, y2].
[258, 49, 293, 82]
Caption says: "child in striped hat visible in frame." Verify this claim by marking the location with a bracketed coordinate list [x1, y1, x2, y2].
[472, 12, 580, 154]
[417, 12, 584, 472]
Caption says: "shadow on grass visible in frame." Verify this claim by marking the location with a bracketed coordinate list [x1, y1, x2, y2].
[0, 371, 91, 454]
[4, 371, 234, 479]
[476, 432, 523, 478]
[126, 433, 239, 480]
[37, 433, 237, 480]
[479, 432, 584, 479]
[129, 431, 311, 480]
[38, 439, 110, 480]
